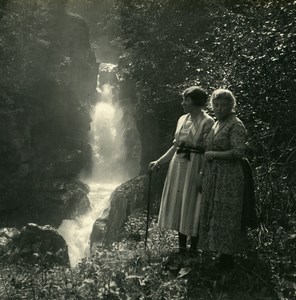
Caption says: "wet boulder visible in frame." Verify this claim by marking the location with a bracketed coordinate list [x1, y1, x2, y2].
[90, 210, 108, 253]
[2, 223, 69, 266]
[35, 180, 90, 227]
[90, 175, 148, 249]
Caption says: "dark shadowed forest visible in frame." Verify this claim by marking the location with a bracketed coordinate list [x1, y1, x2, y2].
[0, 0, 295, 299]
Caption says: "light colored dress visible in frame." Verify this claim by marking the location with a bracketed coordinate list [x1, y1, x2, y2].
[157, 112, 214, 236]
[198, 114, 247, 254]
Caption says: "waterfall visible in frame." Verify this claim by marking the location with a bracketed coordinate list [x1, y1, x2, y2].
[89, 83, 129, 183]
[58, 64, 138, 267]
[57, 182, 117, 267]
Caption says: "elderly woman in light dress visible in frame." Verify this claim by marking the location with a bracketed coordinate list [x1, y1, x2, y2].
[150, 86, 248, 271]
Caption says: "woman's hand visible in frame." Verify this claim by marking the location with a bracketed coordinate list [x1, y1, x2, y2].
[204, 151, 217, 162]
[149, 160, 160, 172]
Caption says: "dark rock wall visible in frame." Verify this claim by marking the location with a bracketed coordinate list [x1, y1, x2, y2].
[117, 78, 142, 178]
[116, 77, 154, 176]
[0, 6, 97, 228]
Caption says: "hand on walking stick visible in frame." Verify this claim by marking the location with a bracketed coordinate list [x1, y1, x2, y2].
[149, 160, 160, 172]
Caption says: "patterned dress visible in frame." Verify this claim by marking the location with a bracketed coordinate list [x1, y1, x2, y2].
[198, 114, 247, 254]
[157, 112, 214, 236]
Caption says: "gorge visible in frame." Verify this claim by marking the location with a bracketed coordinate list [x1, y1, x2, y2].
[0, 3, 143, 267]
[58, 66, 141, 266]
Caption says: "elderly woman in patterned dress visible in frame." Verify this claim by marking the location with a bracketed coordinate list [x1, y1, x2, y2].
[149, 86, 214, 255]
[198, 88, 247, 270]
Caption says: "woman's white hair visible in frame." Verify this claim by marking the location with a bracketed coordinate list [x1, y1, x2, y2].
[210, 88, 237, 111]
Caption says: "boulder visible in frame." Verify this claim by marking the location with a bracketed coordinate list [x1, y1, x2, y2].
[35, 180, 91, 227]
[90, 210, 108, 253]
[1, 223, 69, 266]
[98, 63, 118, 86]
[0, 227, 20, 256]
[90, 175, 148, 250]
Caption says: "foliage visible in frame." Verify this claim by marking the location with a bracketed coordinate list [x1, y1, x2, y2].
[2, 213, 295, 299]
[99, 0, 296, 223]
[0, 0, 48, 96]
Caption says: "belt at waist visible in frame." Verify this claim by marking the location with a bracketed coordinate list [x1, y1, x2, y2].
[176, 144, 204, 161]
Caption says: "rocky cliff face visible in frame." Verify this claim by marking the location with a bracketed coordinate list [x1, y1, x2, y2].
[0, 5, 97, 228]
[115, 70, 163, 176]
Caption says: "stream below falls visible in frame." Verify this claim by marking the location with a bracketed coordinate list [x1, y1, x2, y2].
[58, 182, 119, 267]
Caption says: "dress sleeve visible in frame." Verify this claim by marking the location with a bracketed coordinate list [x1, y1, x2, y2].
[173, 115, 186, 146]
[230, 122, 247, 158]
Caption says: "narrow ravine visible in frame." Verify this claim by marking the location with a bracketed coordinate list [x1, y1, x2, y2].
[58, 64, 136, 267]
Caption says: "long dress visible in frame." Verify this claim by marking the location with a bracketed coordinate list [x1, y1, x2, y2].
[157, 112, 214, 236]
[198, 114, 247, 254]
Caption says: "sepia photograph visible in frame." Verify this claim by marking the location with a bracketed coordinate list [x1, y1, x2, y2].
[0, 0, 295, 299]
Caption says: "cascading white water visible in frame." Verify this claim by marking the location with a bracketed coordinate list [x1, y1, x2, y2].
[57, 182, 117, 267]
[58, 66, 133, 267]
[89, 83, 129, 182]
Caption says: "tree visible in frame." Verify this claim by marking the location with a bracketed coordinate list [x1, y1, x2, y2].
[100, 0, 296, 222]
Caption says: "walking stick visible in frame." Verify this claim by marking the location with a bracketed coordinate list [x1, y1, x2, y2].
[144, 170, 152, 249]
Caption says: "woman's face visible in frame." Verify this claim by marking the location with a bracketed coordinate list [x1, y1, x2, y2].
[181, 96, 195, 113]
[212, 98, 232, 120]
